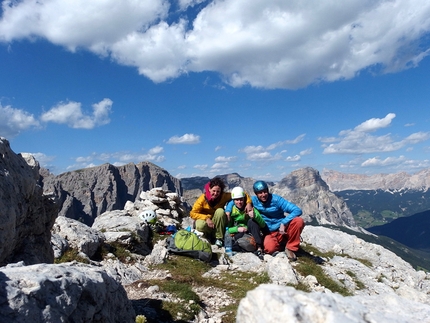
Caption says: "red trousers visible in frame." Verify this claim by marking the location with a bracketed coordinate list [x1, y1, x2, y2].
[263, 217, 305, 254]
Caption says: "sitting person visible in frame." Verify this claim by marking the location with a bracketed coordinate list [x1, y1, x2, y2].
[251, 180, 305, 261]
[190, 177, 252, 247]
[225, 186, 268, 260]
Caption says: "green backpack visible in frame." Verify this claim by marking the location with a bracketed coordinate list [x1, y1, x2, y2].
[166, 229, 213, 262]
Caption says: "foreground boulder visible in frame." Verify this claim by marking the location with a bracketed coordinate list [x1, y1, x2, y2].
[237, 284, 430, 323]
[0, 262, 136, 323]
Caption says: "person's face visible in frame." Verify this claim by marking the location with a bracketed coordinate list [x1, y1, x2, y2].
[256, 189, 269, 203]
[209, 185, 222, 199]
[233, 197, 245, 209]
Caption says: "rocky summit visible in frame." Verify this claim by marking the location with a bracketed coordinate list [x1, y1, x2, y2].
[1, 137, 430, 323]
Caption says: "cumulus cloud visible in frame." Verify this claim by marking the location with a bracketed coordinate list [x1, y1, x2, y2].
[241, 135, 304, 161]
[0, 104, 40, 138]
[215, 156, 237, 162]
[40, 98, 112, 129]
[167, 133, 200, 144]
[321, 113, 430, 154]
[361, 156, 406, 167]
[1, 1, 430, 89]
[286, 155, 301, 162]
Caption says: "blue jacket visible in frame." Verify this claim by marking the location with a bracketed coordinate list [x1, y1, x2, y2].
[251, 194, 302, 232]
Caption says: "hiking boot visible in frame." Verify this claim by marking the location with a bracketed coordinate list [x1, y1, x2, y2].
[286, 249, 297, 261]
[215, 239, 224, 248]
[254, 249, 264, 261]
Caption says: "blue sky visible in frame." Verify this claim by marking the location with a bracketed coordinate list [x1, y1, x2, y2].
[1, 0, 430, 181]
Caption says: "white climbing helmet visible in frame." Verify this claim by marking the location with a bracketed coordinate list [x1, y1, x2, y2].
[139, 209, 157, 224]
[231, 187, 245, 200]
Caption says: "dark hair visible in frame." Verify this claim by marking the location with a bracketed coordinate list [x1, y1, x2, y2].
[209, 177, 226, 192]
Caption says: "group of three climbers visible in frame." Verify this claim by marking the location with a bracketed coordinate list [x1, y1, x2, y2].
[189, 177, 305, 261]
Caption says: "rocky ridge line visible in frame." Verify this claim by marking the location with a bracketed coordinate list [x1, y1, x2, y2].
[321, 168, 430, 192]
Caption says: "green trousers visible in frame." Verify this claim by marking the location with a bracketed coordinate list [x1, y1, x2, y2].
[195, 208, 227, 240]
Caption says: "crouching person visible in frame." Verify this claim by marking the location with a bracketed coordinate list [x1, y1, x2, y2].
[225, 187, 268, 260]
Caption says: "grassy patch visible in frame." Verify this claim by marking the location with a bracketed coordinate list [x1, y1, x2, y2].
[54, 248, 89, 264]
[144, 255, 270, 323]
[294, 256, 353, 297]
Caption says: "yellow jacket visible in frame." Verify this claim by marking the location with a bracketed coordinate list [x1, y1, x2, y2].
[190, 192, 251, 221]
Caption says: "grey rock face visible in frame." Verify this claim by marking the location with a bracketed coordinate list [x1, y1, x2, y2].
[272, 167, 358, 229]
[52, 216, 106, 258]
[321, 168, 430, 191]
[41, 161, 182, 225]
[0, 262, 136, 323]
[237, 284, 430, 323]
[0, 138, 57, 266]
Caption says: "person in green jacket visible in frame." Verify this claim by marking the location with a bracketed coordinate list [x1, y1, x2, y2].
[225, 186, 268, 260]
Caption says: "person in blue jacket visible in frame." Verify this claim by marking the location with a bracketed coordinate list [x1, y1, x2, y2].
[251, 180, 305, 260]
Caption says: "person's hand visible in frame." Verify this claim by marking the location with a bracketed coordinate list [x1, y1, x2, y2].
[279, 223, 286, 235]
[238, 227, 247, 233]
[206, 218, 214, 229]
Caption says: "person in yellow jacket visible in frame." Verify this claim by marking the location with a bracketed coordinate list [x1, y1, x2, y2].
[190, 177, 252, 247]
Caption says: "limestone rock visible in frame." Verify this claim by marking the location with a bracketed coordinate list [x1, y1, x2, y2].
[0, 262, 136, 323]
[272, 167, 358, 229]
[237, 284, 430, 323]
[41, 161, 182, 225]
[92, 210, 153, 256]
[0, 138, 57, 266]
[321, 168, 430, 191]
[51, 216, 105, 258]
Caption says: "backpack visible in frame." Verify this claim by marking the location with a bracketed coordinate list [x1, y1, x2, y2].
[166, 229, 213, 262]
[234, 233, 257, 252]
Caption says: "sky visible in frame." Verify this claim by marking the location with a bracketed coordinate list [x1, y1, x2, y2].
[1, 0, 430, 182]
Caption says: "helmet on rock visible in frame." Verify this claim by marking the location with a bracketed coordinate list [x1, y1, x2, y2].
[231, 187, 245, 199]
[139, 209, 157, 224]
[253, 181, 269, 193]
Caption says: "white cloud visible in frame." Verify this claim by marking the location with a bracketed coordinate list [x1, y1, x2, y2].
[361, 156, 406, 167]
[300, 148, 312, 156]
[40, 98, 112, 129]
[285, 134, 306, 144]
[321, 113, 430, 155]
[2, 1, 430, 89]
[215, 156, 237, 162]
[352, 113, 395, 133]
[27, 152, 56, 166]
[0, 104, 39, 138]
[0, 0, 168, 50]
[241, 143, 285, 161]
[148, 146, 164, 154]
[286, 155, 301, 162]
[167, 133, 200, 144]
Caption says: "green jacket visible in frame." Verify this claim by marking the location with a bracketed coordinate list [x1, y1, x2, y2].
[227, 206, 266, 234]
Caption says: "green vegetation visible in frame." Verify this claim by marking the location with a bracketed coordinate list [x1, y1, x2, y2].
[135, 255, 270, 323]
[54, 248, 89, 264]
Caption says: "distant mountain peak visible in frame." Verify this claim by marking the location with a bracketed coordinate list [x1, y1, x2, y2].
[321, 168, 430, 192]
